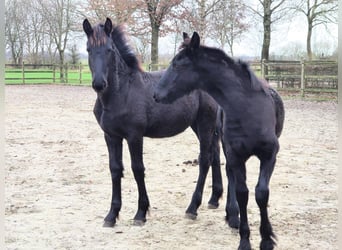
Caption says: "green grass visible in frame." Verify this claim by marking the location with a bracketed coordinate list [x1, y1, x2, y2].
[5, 67, 92, 85]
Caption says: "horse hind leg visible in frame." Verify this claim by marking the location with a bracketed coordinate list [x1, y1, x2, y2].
[225, 164, 240, 229]
[255, 143, 279, 249]
[228, 150, 251, 250]
[185, 148, 211, 219]
[185, 130, 212, 219]
[207, 132, 223, 209]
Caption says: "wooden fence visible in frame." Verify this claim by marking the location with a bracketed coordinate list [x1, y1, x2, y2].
[149, 60, 337, 97]
[5, 63, 92, 85]
[259, 59, 338, 96]
[5, 60, 338, 97]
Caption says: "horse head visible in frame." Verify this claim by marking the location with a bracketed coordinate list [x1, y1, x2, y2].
[83, 18, 117, 93]
[154, 32, 201, 104]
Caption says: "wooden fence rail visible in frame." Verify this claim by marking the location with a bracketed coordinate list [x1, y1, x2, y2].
[5, 60, 337, 97]
[5, 63, 92, 85]
[259, 59, 337, 96]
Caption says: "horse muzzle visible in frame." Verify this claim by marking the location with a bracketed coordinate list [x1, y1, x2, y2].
[92, 79, 108, 93]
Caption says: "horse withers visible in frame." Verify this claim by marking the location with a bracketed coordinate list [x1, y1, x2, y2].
[154, 32, 285, 250]
[83, 18, 228, 227]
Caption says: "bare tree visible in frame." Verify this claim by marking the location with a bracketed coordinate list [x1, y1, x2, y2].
[22, 1, 47, 64]
[178, 0, 221, 44]
[68, 44, 80, 65]
[210, 0, 249, 56]
[294, 0, 338, 60]
[83, 0, 139, 24]
[247, 0, 288, 61]
[144, 0, 183, 69]
[132, 33, 150, 64]
[5, 0, 26, 64]
[35, 0, 77, 81]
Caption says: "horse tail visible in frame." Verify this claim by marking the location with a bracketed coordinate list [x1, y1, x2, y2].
[269, 87, 285, 138]
[215, 106, 224, 138]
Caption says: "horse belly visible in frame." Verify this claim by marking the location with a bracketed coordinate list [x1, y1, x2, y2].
[145, 98, 198, 138]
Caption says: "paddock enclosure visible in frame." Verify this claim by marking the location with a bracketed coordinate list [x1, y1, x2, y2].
[5, 85, 337, 249]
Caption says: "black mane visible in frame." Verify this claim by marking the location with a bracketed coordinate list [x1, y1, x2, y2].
[89, 24, 108, 47]
[201, 46, 266, 91]
[111, 25, 142, 72]
[182, 43, 267, 92]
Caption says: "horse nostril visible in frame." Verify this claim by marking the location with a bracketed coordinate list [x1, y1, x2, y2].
[93, 81, 107, 92]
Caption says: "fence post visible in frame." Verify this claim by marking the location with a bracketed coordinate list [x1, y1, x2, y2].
[22, 62, 25, 84]
[65, 64, 68, 84]
[53, 65, 56, 83]
[261, 59, 265, 79]
[79, 63, 82, 84]
[300, 59, 305, 98]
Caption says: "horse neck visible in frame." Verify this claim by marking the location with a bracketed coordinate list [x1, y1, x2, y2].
[98, 62, 143, 108]
[202, 65, 255, 112]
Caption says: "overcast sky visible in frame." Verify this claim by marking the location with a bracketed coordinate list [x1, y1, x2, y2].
[77, 1, 338, 60]
[159, 14, 338, 59]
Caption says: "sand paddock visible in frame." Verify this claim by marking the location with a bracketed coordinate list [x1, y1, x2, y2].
[5, 85, 337, 249]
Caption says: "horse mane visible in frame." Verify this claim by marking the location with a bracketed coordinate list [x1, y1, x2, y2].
[111, 25, 142, 72]
[180, 41, 267, 92]
[238, 60, 269, 92]
[89, 24, 108, 47]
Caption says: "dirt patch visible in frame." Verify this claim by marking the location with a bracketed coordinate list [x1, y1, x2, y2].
[5, 85, 337, 249]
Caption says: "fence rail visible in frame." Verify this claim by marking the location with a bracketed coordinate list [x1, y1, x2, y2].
[259, 59, 337, 96]
[5, 60, 338, 97]
[5, 63, 92, 85]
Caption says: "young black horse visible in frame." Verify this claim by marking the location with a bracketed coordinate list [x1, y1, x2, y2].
[83, 18, 228, 227]
[154, 32, 285, 250]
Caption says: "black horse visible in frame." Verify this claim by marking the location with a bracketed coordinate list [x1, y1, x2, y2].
[154, 32, 285, 250]
[83, 18, 227, 227]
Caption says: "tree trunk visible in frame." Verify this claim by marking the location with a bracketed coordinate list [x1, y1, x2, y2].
[59, 50, 65, 82]
[150, 24, 159, 71]
[261, 0, 271, 61]
[306, 20, 313, 60]
[261, 0, 272, 78]
[199, 0, 206, 42]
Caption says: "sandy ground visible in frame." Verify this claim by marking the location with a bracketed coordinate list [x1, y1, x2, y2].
[5, 85, 337, 250]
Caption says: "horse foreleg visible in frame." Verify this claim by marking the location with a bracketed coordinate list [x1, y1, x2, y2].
[103, 134, 124, 227]
[186, 142, 211, 219]
[127, 137, 150, 225]
[207, 135, 223, 209]
[256, 143, 278, 250]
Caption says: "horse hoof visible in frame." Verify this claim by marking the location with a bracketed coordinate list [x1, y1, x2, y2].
[208, 203, 219, 209]
[260, 238, 276, 250]
[103, 221, 115, 227]
[133, 219, 146, 226]
[226, 216, 239, 229]
[238, 239, 251, 250]
[185, 212, 197, 220]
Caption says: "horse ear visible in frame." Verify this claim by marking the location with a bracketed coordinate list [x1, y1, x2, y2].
[83, 19, 93, 36]
[190, 32, 200, 49]
[183, 32, 189, 41]
[104, 18, 113, 36]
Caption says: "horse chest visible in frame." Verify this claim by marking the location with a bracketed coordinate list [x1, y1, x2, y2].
[98, 110, 131, 137]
